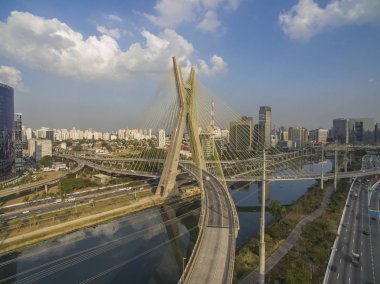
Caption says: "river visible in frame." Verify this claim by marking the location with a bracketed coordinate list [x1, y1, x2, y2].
[0, 161, 332, 283]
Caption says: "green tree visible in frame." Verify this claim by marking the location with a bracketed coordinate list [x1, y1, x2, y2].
[38, 155, 52, 167]
[284, 268, 311, 284]
[268, 199, 286, 220]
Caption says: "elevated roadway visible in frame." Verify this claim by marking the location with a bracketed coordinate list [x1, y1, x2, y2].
[224, 168, 380, 182]
[180, 166, 238, 284]
[0, 158, 85, 199]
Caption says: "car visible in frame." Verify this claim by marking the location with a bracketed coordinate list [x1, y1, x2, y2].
[22, 210, 30, 214]
[346, 204, 350, 207]
[371, 217, 377, 221]
[363, 230, 369, 235]
[330, 265, 337, 272]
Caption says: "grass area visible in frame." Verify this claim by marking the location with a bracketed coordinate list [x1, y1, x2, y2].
[265, 180, 350, 283]
[234, 180, 332, 282]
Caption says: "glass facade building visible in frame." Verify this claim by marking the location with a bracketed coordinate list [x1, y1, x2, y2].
[0, 83, 15, 181]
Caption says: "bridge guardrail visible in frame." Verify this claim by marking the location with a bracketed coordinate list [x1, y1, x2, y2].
[178, 164, 208, 284]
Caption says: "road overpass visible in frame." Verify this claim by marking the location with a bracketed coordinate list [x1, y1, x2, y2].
[0, 158, 85, 199]
[224, 168, 380, 182]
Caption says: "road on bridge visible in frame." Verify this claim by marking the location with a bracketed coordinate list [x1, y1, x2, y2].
[184, 171, 235, 284]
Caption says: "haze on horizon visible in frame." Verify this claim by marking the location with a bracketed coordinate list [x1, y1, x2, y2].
[0, 0, 379, 132]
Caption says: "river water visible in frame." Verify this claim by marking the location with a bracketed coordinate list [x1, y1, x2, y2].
[0, 161, 332, 283]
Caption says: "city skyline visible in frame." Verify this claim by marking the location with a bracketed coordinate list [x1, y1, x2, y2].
[0, 0, 379, 130]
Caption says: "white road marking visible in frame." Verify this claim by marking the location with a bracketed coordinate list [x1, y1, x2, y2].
[337, 273, 339, 279]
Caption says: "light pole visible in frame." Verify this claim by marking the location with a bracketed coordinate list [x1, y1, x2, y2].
[182, 256, 187, 283]
[259, 149, 266, 284]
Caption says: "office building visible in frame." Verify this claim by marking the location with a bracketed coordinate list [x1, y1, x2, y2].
[375, 123, 380, 145]
[333, 118, 374, 144]
[259, 106, 272, 149]
[14, 113, 24, 175]
[0, 83, 15, 181]
[28, 139, 52, 161]
[348, 118, 374, 144]
[230, 116, 253, 151]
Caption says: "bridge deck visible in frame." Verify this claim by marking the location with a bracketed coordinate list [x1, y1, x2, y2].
[186, 173, 234, 284]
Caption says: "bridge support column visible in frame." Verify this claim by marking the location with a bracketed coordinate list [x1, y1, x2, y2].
[344, 149, 348, 173]
[334, 147, 338, 191]
[259, 150, 266, 284]
[320, 144, 324, 190]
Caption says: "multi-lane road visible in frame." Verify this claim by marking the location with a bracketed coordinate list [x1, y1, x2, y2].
[325, 155, 380, 284]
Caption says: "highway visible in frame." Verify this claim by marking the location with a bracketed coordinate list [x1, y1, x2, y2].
[0, 182, 156, 222]
[325, 154, 380, 284]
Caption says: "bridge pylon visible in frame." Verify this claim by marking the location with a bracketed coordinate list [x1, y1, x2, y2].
[156, 57, 205, 197]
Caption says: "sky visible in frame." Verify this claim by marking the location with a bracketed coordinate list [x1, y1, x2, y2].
[0, 0, 379, 131]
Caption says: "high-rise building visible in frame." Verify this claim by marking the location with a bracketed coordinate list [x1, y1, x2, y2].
[333, 118, 374, 144]
[0, 83, 15, 181]
[259, 106, 272, 149]
[375, 123, 380, 145]
[14, 113, 24, 175]
[28, 139, 52, 161]
[288, 127, 307, 149]
[230, 116, 253, 151]
[200, 129, 214, 159]
[157, 129, 166, 148]
[333, 118, 349, 144]
[347, 118, 374, 144]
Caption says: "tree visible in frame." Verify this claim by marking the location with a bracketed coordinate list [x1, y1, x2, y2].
[284, 268, 311, 284]
[38, 155, 52, 167]
[268, 199, 286, 220]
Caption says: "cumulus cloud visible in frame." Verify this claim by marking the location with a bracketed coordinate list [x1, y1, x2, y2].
[96, 25, 121, 39]
[279, 0, 380, 40]
[0, 65, 27, 92]
[197, 11, 221, 32]
[0, 11, 225, 80]
[145, 0, 239, 31]
[198, 55, 227, 76]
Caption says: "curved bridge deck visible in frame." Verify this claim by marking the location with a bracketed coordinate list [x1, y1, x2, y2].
[181, 165, 237, 284]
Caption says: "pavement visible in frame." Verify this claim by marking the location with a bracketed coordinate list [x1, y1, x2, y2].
[186, 173, 234, 284]
[240, 184, 335, 284]
[325, 178, 380, 284]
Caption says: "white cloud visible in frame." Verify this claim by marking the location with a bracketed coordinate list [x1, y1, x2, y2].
[97, 25, 121, 39]
[106, 14, 122, 23]
[145, 0, 239, 31]
[197, 11, 221, 31]
[279, 0, 380, 40]
[0, 11, 223, 80]
[144, 0, 196, 28]
[198, 55, 227, 76]
[0, 65, 27, 92]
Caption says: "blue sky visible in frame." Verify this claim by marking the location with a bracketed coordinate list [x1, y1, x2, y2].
[0, 0, 379, 131]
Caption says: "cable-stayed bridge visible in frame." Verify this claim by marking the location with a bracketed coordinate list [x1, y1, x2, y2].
[2, 57, 379, 283]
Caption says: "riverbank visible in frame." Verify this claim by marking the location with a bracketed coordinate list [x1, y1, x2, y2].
[233, 180, 338, 282]
[265, 179, 350, 283]
[0, 194, 164, 254]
